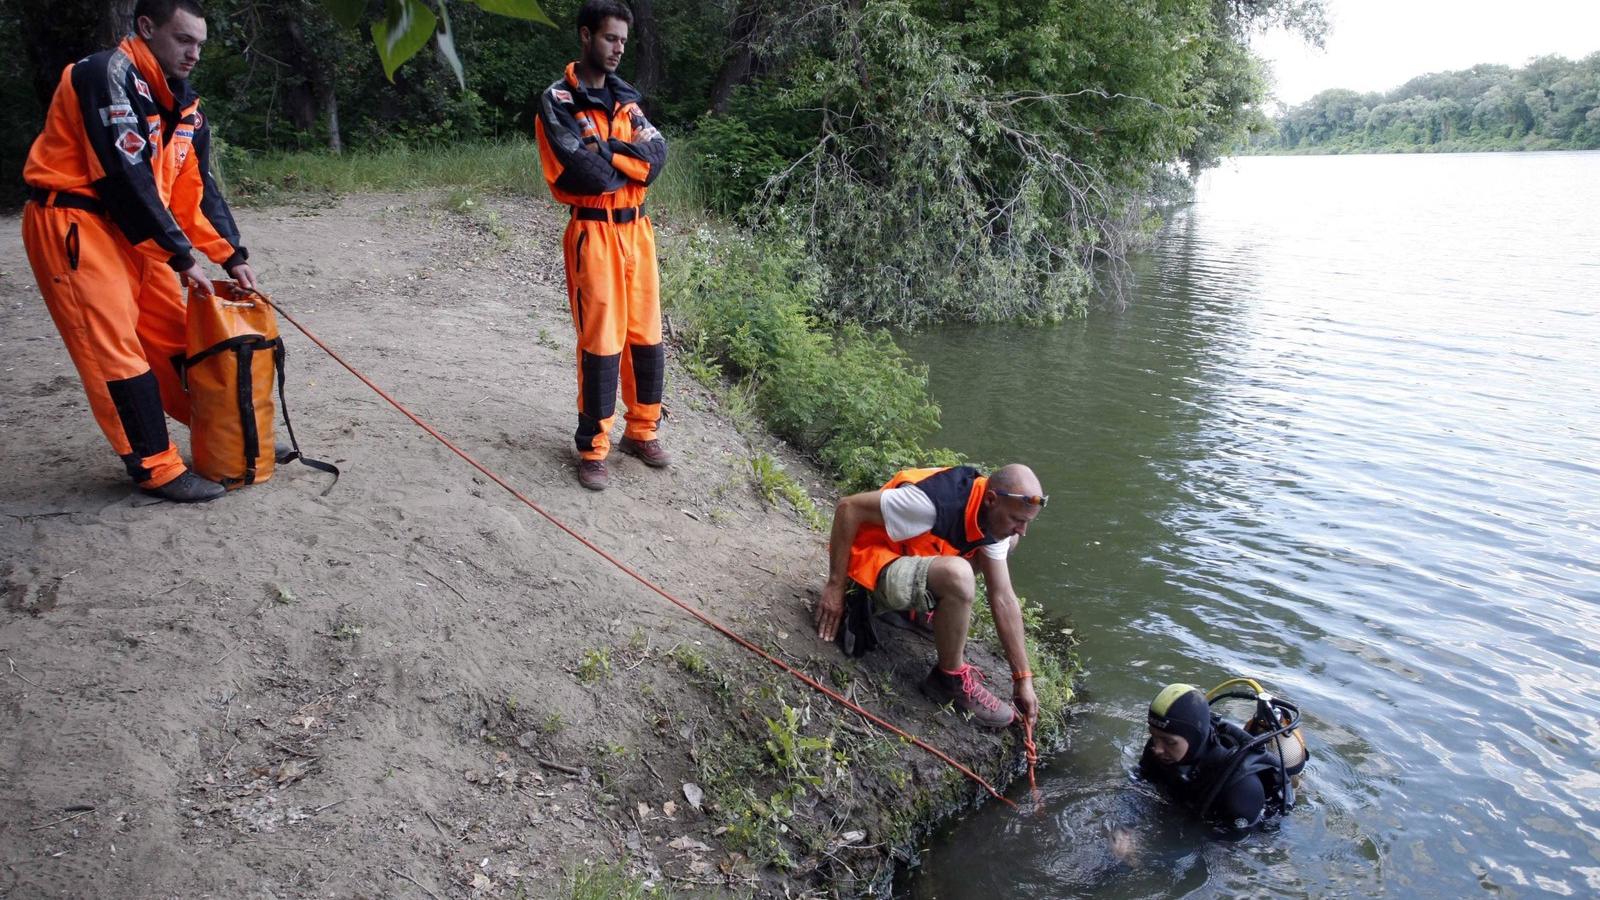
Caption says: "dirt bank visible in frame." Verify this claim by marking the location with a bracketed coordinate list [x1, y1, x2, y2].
[0, 193, 1064, 898]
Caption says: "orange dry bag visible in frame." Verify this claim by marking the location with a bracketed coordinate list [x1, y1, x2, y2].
[178, 281, 337, 491]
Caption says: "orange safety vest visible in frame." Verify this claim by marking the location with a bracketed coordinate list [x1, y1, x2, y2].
[534, 62, 666, 211]
[23, 36, 246, 273]
[846, 466, 998, 590]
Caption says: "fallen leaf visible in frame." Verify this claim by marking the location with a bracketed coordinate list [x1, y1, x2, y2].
[837, 830, 866, 846]
[471, 872, 491, 890]
[682, 783, 704, 810]
[688, 859, 713, 875]
[494, 751, 511, 765]
[637, 801, 651, 819]
[668, 836, 711, 853]
[662, 800, 678, 817]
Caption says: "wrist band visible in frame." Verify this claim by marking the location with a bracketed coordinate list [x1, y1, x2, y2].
[1012, 670, 1033, 682]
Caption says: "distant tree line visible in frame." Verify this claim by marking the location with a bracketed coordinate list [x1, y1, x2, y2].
[1257, 53, 1600, 153]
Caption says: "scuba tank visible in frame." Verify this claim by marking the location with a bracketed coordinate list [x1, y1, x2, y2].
[1195, 677, 1310, 821]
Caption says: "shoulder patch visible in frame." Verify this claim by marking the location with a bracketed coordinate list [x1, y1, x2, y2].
[550, 88, 573, 104]
[132, 74, 151, 101]
[117, 129, 148, 162]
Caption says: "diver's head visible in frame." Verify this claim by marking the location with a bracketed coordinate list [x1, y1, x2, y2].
[1147, 683, 1212, 765]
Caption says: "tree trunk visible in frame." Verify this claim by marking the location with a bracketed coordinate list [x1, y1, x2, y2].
[281, 16, 342, 152]
[630, 0, 662, 107]
[708, 4, 763, 115]
[104, 0, 135, 42]
[323, 86, 343, 154]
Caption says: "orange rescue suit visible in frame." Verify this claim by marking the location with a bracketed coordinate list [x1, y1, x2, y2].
[534, 62, 668, 460]
[21, 36, 247, 488]
[846, 466, 999, 590]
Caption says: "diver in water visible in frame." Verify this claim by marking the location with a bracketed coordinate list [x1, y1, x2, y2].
[1137, 681, 1307, 836]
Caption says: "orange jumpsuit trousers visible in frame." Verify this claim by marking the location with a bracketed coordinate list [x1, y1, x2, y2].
[562, 209, 663, 461]
[22, 198, 190, 489]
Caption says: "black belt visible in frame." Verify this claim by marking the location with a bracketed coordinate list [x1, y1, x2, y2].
[572, 205, 643, 224]
[29, 188, 103, 214]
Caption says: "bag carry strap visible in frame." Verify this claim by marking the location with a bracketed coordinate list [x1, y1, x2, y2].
[235, 341, 261, 487]
[272, 342, 340, 495]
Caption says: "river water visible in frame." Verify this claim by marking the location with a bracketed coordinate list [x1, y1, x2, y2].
[901, 152, 1600, 898]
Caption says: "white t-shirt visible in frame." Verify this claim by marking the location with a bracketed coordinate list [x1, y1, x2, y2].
[879, 483, 1010, 560]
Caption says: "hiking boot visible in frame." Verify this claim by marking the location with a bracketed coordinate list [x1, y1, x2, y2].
[921, 663, 1016, 728]
[142, 470, 226, 504]
[618, 436, 672, 468]
[577, 458, 609, 491]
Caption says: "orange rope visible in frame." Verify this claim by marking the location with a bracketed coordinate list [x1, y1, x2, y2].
[1022, 716, 1042, 812]
[264, 296, 1017, 809]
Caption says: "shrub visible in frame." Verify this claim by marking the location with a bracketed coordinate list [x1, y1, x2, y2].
[662, 228, 962, 490]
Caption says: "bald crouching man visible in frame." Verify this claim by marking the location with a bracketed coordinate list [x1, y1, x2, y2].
[814, 464, 1045, 728]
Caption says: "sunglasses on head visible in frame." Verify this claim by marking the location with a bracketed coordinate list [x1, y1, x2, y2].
[994, 490, 1048, 507]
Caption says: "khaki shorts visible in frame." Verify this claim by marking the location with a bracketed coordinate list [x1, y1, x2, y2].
[871, 556, 938, 614]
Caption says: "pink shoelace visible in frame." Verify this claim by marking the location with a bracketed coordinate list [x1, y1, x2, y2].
[954, 664, 1006, 714]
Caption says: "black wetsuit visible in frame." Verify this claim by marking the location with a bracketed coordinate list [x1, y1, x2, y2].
[1138, 716, 1284, 833]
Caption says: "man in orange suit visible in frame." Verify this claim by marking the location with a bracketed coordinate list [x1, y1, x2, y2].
[22, 0, 257, 502]
[534, 0, 670, 491]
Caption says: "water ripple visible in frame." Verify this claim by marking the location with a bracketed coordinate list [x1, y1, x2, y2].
[907, 152, 1600, 899]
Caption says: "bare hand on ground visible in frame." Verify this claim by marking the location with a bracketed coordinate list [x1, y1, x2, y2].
[815, 581, 844, 641]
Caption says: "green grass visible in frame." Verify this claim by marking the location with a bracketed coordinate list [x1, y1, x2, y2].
[577, 646, 612, 683]
[565, 862, 668, 899]
[222, 136, 713, 225]
[750, 452, 827, 531]
[223, 139, 542, 203]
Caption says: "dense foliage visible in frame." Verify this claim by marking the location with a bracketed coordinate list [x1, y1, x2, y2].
[1258, 53, 1600, 153]
[763, 0, 1291, 324]
[8, 0, 1326, 323]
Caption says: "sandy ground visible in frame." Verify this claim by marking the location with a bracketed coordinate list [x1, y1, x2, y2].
[0, 194, 1026, 899]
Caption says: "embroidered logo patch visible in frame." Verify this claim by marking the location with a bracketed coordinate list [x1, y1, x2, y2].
[551, 88, 573, 104]
[117, 129, 147, 161]
[133, 75, 151, 101]
[175, 127, 194, 139]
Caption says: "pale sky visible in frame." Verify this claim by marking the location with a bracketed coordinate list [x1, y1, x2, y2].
[1252, 0, 1600, 109]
